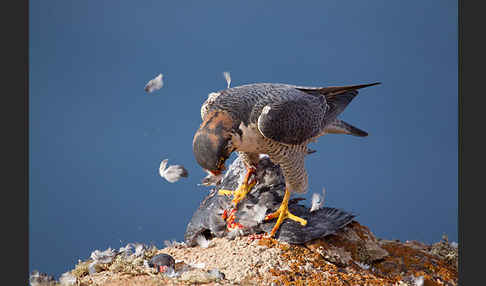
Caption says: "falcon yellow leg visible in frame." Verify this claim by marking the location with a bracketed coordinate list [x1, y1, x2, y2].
[265, 188, 307, 237]
[218, 167, 257, 207]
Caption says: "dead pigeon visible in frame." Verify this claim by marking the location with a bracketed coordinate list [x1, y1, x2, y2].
[149, 253, 176, 273]
[159, 159, 189, 183]
[184, 155, 356, 246]
[144, 73, 163, 93]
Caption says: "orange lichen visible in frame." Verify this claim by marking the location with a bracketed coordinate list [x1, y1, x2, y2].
[254, 222, 457, 286]
[70, 220, 457, 286]
[373, 241, 457, 284]
[258, 238, 398, 286]
[257, 236, 280, 248]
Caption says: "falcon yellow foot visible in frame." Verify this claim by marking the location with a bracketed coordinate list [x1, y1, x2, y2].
[218, 167, 256, 207]
[265, 188, 307, 237]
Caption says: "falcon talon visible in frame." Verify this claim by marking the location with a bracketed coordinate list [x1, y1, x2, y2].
[218, 169, 258, 207]
[218, 189, 234, 196]
[231, 183, 254, 206]
[265, 187, 308, 237]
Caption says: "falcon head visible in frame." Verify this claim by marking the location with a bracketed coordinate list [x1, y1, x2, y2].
[193, 111, 236, 176]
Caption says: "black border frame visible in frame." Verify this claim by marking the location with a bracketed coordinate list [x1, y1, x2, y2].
[4, 0, 29, 285]
[458, 0, 482, 284]
[14, 0, 476, 284]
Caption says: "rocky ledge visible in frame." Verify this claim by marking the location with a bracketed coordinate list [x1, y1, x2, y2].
[31, 225, 458, 286]
[31, 155, 458, 286]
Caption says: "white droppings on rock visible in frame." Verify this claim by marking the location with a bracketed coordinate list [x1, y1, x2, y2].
[88, 261, 101, 275]
[208, 268, 225, 280]
[29, 270, 55, 286]
[133, 243, 147, 257]
[160, 236, 285, 283]
[58, 272, 77, 286]
[413, 275, 424, 286]
[189, 262, 206, 269]
[142, 259, 150, 268]
[355, 261, 370, 270]
[163, 239, 186, 248]
[118, 244, 134, 256]
[90, 248, 117, 264]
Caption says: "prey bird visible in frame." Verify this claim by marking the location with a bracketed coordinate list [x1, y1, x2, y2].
[192, 82, 380, 237]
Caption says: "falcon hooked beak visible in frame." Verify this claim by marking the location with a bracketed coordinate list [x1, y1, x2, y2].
[193, 111, 235, 177]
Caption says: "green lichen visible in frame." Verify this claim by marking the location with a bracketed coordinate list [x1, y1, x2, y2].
[71, 259, 93, 278]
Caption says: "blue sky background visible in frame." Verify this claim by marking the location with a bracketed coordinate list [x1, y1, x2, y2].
[29, 0, 458, 278]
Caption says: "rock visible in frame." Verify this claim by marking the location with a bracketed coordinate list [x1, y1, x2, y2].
[70, 232, 457, 285]
[208, 268, 225, 280]
[429, 235, 459, 268]
[90, 248, 118, 264]
[178, 269, 219, 284]
[88, 261, 105, 274]
[58, 272, 77, 286]
[306, 221, 389, 267]
[185, 155, 356, 246]
[29, 270, 55, 286]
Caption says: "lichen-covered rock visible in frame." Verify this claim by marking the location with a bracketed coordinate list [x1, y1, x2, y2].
[29, 270, 55, 286]
[429, 235, 458, 269]
[185, 155, 356, 246]
[178, 269, 222, 284]
[51, 227, 457, 286]
[306, 221, 389, 267]
[58, 272, 77, 286]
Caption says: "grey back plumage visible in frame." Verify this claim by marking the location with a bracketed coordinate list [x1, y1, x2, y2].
[202, 83, 360, 145]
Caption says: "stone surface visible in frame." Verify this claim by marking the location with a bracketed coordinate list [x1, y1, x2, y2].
[41, 221, 457, 286]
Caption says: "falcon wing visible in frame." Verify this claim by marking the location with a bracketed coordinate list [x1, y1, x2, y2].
[257, 82, 380, 145]
[257, 89, 328, 145]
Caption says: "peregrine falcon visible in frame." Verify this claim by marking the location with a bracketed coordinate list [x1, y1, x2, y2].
[192, 82, 380, 237]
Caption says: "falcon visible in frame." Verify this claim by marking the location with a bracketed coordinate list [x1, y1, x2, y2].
[192, 82, 380, 237]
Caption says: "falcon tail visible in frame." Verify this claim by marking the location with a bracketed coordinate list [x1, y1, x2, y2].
[317, 82, 381, 97]
[324, 119, 368, 137]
